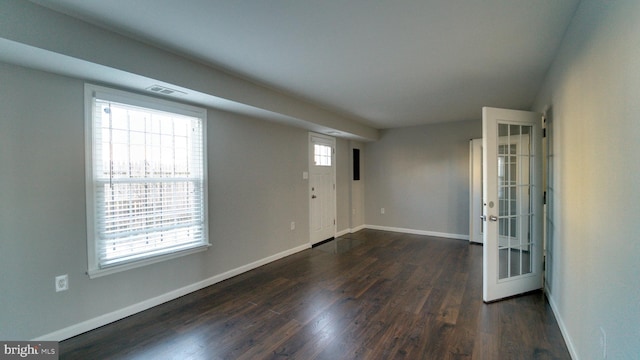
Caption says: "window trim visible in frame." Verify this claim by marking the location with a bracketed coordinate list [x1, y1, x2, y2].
[84, 84, 210, 279]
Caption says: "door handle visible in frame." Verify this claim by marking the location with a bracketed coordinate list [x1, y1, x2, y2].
[312, 195, 317, 199]
[489, 215, 498, 222]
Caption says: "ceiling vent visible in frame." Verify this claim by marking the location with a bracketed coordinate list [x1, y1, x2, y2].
[145, 85, 187, 96]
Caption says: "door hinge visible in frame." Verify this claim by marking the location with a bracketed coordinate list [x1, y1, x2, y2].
[543, 128, 547, 138]
[543, 191, 547, 205]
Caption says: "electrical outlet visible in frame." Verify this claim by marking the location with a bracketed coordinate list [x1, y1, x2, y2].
[55, 274, 68, 292]
[290, 222, 295, 230]
[381, 208, 385, 214]
[599, 327, 607, 359]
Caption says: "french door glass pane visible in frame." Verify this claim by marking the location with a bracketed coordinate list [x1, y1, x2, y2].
[497, 123, 534, 280]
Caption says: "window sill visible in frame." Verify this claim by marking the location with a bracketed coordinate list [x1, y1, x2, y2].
[87, 243, 211, 279]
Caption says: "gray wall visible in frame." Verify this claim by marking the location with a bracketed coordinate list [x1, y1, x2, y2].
[364, 120, 481, 237]
[0, 62, 358, 340]
[531, 0, 640, 358]
[336, 137, 351, 233]
[349, 141, 366, 230]
[336, 139, 366, 233]
[0, 1, 368, 340]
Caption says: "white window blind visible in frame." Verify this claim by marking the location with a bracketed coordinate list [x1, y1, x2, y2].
[86, 85, 208, 277]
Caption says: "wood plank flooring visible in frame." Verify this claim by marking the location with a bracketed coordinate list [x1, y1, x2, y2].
[60, 229, 570, 359]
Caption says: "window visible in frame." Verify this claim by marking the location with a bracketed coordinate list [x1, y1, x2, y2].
[314, 144, 332, 166]
[85, 84, 209, 278]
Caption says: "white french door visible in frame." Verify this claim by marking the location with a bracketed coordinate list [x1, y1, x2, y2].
[482, 107, 543, 302]
[309, 133, 336, 245]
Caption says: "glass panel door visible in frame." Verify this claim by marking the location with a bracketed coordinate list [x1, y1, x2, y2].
[482, 107, 543, 302]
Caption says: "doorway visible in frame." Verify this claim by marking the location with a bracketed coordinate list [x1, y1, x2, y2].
[309, 133, 336, 245]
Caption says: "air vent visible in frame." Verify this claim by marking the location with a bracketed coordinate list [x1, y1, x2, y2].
[145, 85, 187, 96]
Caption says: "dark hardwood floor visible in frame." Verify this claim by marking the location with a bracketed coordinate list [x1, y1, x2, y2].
[60, 229, 570, 359]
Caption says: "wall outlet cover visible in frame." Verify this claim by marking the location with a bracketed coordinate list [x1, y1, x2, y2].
[55, 274, 69, 292]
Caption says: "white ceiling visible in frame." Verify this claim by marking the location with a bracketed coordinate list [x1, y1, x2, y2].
[29, 0, 580, 129]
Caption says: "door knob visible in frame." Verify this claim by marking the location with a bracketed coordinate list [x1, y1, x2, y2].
[489, 215, 498, 222]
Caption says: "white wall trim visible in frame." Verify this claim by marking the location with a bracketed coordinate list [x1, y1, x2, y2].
[33, 243, 311, 342]
[364, 225, 469, 241]
[335, 224, 367, 238]
[335, 228, 350, 238]
[545, 288, 579, 360]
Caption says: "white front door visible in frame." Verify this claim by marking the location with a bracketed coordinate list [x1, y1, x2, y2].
[482, 107, 544, 302]
[309, 133, 336, 245]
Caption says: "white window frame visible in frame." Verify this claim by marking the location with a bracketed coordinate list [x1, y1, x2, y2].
[85, 84, 209, 278]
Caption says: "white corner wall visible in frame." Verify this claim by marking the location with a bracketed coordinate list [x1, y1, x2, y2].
[532, 0, 640, 358]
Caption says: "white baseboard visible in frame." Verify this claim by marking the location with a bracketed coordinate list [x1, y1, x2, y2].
[34, 243, 311, 342]
[545, 287, 579, 360]
[364, 224, 469, 241]
[335, 224, 367, 238]
[335, 228, 351, 238]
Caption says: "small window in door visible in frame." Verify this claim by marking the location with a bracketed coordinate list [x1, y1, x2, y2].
[314, 144, 332, 166]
